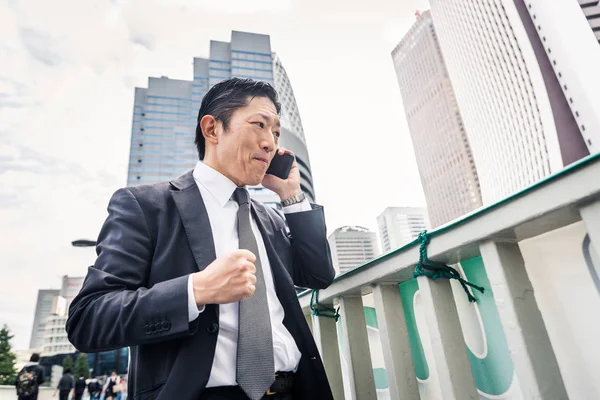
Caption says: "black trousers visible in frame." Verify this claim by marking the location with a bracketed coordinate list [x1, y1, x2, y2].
[59, 390, 70, 400]
[199, 386, 293, 400]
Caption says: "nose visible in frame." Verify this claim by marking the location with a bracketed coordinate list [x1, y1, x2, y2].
[260, 129, 275, 153]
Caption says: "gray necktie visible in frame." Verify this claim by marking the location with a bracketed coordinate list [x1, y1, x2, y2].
[233, 188, 275, 400]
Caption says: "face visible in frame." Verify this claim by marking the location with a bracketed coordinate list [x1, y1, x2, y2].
[203, 96, 280, 186]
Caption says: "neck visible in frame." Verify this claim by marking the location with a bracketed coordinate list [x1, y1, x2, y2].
[202, 156, 243, 187]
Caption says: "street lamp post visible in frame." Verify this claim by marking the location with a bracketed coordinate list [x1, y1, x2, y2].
[71, 240, 96, 247]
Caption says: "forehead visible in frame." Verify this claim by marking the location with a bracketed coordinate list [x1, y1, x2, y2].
[242, 96, 278, 116]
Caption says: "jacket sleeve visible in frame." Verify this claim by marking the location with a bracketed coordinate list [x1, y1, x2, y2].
[282, 204, 335, 289]
[66, 188, 197, 353]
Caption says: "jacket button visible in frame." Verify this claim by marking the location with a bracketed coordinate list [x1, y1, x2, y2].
[207, 322, 219, 334]
[150, 323, 158, 334]
[162, 321, 171, 331]
[143, 325, 151, 335]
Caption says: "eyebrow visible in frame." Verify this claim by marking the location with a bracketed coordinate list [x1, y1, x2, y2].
[255, 113, 281, 128]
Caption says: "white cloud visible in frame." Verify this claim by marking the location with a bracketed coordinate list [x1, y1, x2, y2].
[1, 0, 427, 349]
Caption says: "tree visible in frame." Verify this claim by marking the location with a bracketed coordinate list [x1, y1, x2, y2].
[0, 325, 17, 385]
[75, 353, 90, 379]
[62, 355, 74, 371]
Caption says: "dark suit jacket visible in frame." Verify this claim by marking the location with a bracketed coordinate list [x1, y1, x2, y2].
[66, 171, 335, 400]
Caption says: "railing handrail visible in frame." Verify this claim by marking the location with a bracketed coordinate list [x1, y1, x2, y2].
[299, 151, 600, 306]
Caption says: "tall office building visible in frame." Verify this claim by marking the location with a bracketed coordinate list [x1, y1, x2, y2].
[29, 289, 59, 349]
[579, 0, 600, 43]
[377, 207, 429, 253]
[429, 0, 598, 204]
[127, 31, 315, 207]
[328, 226, 380, 275]
[42, 276, 84, 356]
[392, 10, 483, 227]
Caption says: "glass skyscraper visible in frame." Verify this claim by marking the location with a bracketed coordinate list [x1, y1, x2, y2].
[127, 31, 315, 206]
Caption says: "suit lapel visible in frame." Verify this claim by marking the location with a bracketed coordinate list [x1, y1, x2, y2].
[170, 171, 217, 272]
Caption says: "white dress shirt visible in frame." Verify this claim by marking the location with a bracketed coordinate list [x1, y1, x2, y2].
[186, 161, 310, 388]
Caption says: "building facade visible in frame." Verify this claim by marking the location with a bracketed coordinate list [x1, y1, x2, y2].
[127, 31, 315, 207]
[328, 226, 380, 275]
[29, 289, 59, 349]
[429, 1, 599, 205]
[377, 207, 429, 253]
[392, 10, 483, 227]
[518, 0, 599, 157]
[42, 276, 85, 356]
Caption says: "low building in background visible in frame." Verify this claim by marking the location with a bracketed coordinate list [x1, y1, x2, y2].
[328, 226, 380, 275]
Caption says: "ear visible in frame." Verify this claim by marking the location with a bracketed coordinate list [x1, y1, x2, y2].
[200, 115, 220, 146]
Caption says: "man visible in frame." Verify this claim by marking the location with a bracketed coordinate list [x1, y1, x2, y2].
[66, 78, 335, 399]
[15, 353, 44, 400]
[53, 368, 74, 400]
[74, 374, 86, 400]
[87, 378, 101, 400]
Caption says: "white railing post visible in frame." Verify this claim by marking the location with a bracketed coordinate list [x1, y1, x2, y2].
[580, 199, 600, 257]
[416, 276, 479, 400]
[480, 240, 568, 399]
[311, 309, 344, 399]
[303, 309, 313, 332]
[338, 295, 377, 400]
[372, 284, 420, 400]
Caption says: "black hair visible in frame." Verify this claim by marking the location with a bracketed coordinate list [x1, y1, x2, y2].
[194, 77, 281, 160]
[64, 368, 71, 375]
[30, 353, 40, 362]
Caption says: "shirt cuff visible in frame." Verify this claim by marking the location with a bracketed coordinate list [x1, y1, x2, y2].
[283, 198, 311, 214]
[187, 274, 205, 322]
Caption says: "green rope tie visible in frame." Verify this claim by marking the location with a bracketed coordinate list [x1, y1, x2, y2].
[413, 230, 485, 303]
[310, 290, 340, 321]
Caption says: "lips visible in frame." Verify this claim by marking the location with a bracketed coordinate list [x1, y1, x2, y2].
[253, 157, 269, 165]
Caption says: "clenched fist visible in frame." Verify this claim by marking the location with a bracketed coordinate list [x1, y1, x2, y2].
[192, 249, 257, 305]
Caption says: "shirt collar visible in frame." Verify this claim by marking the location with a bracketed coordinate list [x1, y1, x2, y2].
[193, 161, 241, 207]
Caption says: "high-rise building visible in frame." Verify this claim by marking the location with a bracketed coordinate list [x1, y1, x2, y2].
[429, 0, 598, 204]
[518, 0, 599, 156]
[579, 0, 600, 43]
[127, 31, 315, 207]
[328, 226, 380, 275]
[392, 10, 483, 227]
[377, 207, 429, 253]
[29, 289, 59, 349]
[42, 276, 84, 356]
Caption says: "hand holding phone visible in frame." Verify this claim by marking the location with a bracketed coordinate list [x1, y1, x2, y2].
[266, 152, 294, 179]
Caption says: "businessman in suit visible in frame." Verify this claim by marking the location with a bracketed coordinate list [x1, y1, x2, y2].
[66, 78, 335, 400]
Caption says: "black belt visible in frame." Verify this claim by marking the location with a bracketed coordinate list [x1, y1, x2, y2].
[201, 372, 295, 399]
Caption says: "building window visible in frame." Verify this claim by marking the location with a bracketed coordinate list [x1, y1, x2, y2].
[558, 72, 562, 78]
[533, 14, 536, 19]
[138, 159, 142, 163]
[542, 36, 546, 41]
[564, 84, 568, 90]
[553, 60, 557, 65]
[582, 125, 586, 131]
[589, 139, 593, 146]
[548, 48, 551, 53]
[569, 97, 573, 104]
[141, 113, 146, 116]
[137, 176, 141, 180]
[139, 143, 143, 147]
[575, 111, 579, 117]
[537, 25, 541, 30]
[140, 127, 145, 131]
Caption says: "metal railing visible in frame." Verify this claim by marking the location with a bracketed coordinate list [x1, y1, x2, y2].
[299, 152, 600, 400]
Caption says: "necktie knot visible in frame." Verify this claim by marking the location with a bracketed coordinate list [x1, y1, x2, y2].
[233, 188, 250, 206]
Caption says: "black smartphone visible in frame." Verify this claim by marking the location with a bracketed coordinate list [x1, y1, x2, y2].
[266, 152, 294, 179]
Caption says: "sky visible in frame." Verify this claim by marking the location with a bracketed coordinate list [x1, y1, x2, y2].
[0, 0, 430, 350]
